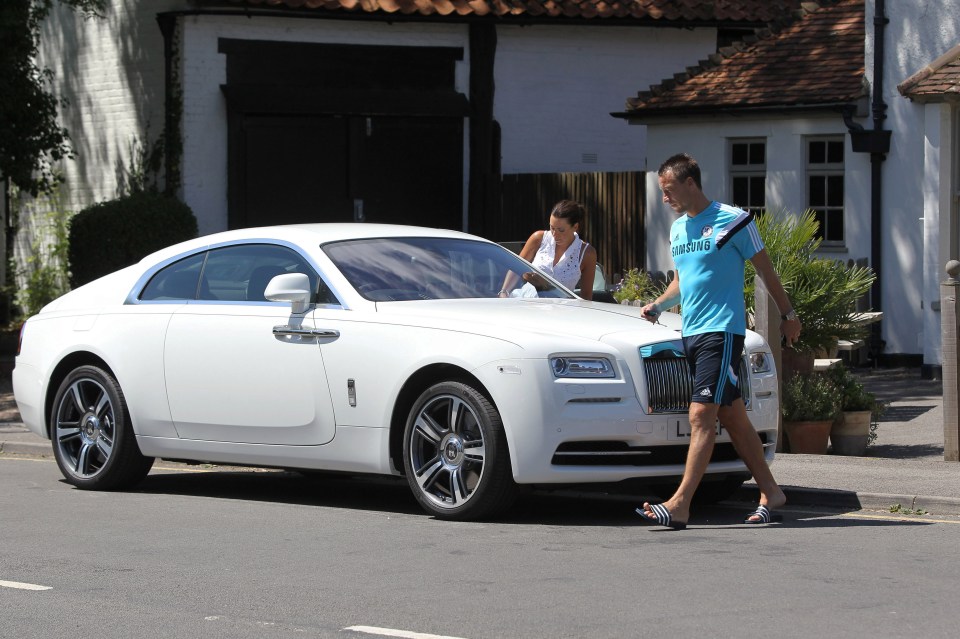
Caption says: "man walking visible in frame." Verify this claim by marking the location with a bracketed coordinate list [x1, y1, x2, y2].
[638, 153, 801, 529]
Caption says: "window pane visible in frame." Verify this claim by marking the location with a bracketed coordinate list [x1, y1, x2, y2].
[809, 141, 825, 164]
[140, 253, 205, 301]
[732, 143, 748, 165]
[200, 244, 318, 302]
[813, 209, 826, 239]
[827, 141, 844, 164]
[733, 176, 748, 206]
[827, 210, 844, 242]
[809, 176, 825, 206]
[750, 143, 765, 165]
[827, 175, 844, 206]
[750, 176, 766, 208]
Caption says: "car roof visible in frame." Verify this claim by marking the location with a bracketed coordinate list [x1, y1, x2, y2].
[140, 223, 492, 265]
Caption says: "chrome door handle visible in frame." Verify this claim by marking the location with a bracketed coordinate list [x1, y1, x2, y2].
[273, 326, 340, 338]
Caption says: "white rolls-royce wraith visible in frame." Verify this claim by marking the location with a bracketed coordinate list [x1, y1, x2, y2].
[13, 224, 780, 520]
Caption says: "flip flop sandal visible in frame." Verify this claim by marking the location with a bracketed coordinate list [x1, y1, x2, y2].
[743, 504, 783, 524]
[636, 503, 687, 530]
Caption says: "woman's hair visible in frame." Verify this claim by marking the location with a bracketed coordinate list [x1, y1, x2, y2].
[658, 152, 702, 189]
[549, 200, 586, 228]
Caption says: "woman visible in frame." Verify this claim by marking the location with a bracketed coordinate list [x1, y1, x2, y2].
[499, 200, 598, 300]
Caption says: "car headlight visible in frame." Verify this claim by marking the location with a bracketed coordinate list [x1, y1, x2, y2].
[550, 356, 616, 378]
[749, 351, 773, 374]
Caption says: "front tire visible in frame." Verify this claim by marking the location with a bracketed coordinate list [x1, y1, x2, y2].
[50, 365, 154, 490]
[403, 381, 517, 520]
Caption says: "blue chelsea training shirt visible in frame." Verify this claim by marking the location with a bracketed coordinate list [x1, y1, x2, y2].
[670, 201, 764, 337]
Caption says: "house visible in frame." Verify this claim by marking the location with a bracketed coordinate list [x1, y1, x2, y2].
[16, 0, 807, 287]
[615, 0, 960, 377]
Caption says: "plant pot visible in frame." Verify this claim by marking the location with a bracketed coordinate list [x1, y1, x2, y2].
[831, 410, 871, 456]
[784, 420, 832, 454]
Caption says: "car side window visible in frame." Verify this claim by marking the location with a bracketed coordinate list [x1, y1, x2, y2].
[139, 253, 206, 301]
[197, 244, 324, 303]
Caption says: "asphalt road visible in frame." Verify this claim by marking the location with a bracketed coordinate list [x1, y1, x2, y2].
[3, 456, 959, 639]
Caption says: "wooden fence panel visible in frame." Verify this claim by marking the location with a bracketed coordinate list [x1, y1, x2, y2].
[498, 171, 645, 282]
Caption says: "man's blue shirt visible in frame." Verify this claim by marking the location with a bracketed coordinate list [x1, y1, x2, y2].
[670, 201, 764, 337]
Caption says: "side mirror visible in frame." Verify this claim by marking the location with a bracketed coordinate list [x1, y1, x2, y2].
[264, 273, 312, 314]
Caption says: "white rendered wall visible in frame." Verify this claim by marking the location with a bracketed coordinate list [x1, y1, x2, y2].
[640, 1, 960, 360]
[495, 25, 716, 174]
[643, 115, 872, 274]
[36, 0, 181, 213]
[872, 0, 960, 362]
[180, 16, 470, 236]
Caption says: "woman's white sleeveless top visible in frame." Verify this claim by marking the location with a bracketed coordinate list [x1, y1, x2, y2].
[531, 231, 587, 290]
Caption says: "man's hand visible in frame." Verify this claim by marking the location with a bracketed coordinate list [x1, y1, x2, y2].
[781, 317, 802, 347]
[640, 302, 661, 323]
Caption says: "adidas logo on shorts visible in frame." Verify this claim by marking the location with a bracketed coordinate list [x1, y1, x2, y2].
[699, 388, 712, 397]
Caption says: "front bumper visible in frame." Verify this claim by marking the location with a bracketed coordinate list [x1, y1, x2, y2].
[477, 355, 779, 485]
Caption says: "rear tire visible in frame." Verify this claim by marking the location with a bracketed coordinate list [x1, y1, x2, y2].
[403, 381, 517, 520]
[50, 365, 154, 490]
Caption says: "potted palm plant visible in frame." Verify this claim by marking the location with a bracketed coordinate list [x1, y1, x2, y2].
[745, 210, 876, 376]
[780, 372, 841, 454]
[826, 366, 885, 455]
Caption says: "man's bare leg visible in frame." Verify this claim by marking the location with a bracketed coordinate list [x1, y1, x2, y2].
[641, 401, 719, 524]
[719, 399, 786, 519]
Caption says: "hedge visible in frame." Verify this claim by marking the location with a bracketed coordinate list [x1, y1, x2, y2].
[69, 192, 198, 288]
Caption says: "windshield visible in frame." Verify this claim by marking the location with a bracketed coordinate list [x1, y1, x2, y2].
[323, 237, 574, 301]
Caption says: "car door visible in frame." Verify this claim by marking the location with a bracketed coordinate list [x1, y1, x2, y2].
[162, 243, 337, 445]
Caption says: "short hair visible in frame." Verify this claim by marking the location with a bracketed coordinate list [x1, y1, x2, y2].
[549, 200, 585, 227]
[658, 153, 702, 190]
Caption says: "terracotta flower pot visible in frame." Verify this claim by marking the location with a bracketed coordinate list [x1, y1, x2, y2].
[784, 420, 832, 454]
[831, 410, 872, 456]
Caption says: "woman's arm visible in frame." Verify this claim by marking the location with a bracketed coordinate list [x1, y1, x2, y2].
[499, 231, 544, 297]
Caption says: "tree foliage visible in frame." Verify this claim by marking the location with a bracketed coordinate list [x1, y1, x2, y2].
[0, 0, 106, 196]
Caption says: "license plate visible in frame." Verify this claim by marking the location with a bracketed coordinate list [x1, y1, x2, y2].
[674, 420, 724, 439]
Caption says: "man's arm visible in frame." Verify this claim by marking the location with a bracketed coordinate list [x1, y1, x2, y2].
[640, 273, 681, 322]
[750, 249, 802, 345]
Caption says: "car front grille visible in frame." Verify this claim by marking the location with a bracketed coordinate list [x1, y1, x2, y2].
[643, 352, 750, 414]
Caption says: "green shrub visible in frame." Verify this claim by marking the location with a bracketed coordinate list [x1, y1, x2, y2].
[825, 366, 887, 445]
[612, 268, 666, 304]
[68, 192, 197, 287]
[6, 189, 72, 318]
[781, 372, 841, 422]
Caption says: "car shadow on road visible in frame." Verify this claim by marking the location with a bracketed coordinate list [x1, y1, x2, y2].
[133, 468, 427, 516]
[122, 468, 938, 528]
[127, 468, 654, 525]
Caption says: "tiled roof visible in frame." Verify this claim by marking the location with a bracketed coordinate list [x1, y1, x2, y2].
[898, 43, 960, 103]
[620, 0, 866, 117]
[230, 0, 807, 22]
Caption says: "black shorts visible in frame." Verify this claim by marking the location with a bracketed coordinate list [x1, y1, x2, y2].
[681, 332, 745, 407]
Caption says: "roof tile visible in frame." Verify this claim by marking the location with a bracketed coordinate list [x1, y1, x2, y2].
[898, 43, 960, 103]
[622, 0, 866, 114]
[230, 0, 809, 22]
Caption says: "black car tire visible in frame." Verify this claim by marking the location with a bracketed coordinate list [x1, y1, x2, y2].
[403, 381, 517, 520]
[50, 365, 154, 490]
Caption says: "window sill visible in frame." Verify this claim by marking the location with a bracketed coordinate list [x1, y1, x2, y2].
[815, 245, 848, 254]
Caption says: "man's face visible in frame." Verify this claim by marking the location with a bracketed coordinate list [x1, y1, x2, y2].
[658, 170, 695, 215]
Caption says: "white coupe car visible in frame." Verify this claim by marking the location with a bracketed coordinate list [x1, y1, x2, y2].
[13, 224, 780, 520]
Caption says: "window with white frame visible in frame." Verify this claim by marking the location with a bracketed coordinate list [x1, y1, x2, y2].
[730, 139, 766, 215]
[807, 137, 845, 244]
